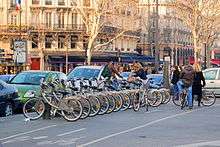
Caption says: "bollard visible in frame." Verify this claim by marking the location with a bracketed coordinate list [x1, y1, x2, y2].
[42, 103, 51, 119]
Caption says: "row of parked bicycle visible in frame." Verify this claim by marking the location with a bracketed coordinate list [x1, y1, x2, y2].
[22, 77, 216, 122]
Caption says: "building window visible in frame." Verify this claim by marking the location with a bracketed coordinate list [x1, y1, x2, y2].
[45, 0, 52, 5]
[10, 15, 17, 25]
[10, 0, 16, 7]
[32, 35, 38, 49]
[45, 35, 52, 48]
[127, 10, 131, 16]
[72, 13, 77, 28]
[58, 13, 65, 28]
[45, 12, 52, 28]
[127, 48, 130, 51]
[83, 0, 90, 7]
[71, 36, 78, 49]
[121, 48, 124, 51]
[31, 13, 39, 25]
[32, 0, 39, 5]
[58, 36, 65, 48]
[58, 0, 65, 5]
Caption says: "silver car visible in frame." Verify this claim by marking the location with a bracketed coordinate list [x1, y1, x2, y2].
[203, 68, 220, 96]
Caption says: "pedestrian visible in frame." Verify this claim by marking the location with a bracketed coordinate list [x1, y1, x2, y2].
[177, 63, 195, 109]
[171, 66, 180, 99]
[192, 63, 206, 107]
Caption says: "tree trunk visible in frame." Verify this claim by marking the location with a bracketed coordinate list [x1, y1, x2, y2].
[86, 37, 95, 65]
[40, 48, 44, 70]
[86, 48, 91, 65]
[193, 32, 199, 64]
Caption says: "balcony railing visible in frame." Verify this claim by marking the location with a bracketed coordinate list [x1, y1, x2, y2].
[27, 23, 86, 32]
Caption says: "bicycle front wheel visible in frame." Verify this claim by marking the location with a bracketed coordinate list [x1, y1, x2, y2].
[23, 98, 45, 120]
[201, 90, 216, 106]
[133, 92, 140, 111]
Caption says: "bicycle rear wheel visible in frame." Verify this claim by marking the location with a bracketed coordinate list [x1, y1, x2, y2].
[172, 94, 181, 106]
[61, 99, 83, 122]
[201, 90, 216, 106]
[23, 98, 45, 120]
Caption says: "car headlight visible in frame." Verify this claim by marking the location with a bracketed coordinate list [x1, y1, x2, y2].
[23, 90, 36, 98]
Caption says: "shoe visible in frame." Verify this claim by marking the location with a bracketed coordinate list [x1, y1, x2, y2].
[188, 106, 193, 110]
[198, 103, 201, 107]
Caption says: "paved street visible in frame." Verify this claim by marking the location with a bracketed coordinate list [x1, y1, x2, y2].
[1, 100, 220, 147]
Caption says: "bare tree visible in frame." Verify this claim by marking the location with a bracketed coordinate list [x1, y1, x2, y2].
[71, 0, 139, 65]
[171, 0, 220, 63]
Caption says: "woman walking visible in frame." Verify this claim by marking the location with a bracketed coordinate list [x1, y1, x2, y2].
[192, 63, 206, 107]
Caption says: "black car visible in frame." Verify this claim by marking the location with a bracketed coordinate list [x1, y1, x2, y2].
[0, 80, 19, 117]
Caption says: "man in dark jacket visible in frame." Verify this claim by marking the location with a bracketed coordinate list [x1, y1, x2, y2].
[171, 66, 180, 99]
[177, 64, 195, 109]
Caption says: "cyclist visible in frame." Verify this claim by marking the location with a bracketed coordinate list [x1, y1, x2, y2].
[177, 63, 195, 109]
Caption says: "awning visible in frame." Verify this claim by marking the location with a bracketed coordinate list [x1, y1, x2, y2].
[120, 53, 155, 63]
[47, 52, 155, 64]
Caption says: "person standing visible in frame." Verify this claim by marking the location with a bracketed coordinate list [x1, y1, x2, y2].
[171, 66, 180, 99]
[192, 63, 206, 107]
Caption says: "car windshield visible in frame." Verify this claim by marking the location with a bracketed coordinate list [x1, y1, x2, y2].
[10, 72, 47, 85]
[68, 68, 100, 79]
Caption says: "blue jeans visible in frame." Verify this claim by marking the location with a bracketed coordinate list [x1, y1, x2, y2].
[173, 84, 179, 99]
[177, 80, 193, 107]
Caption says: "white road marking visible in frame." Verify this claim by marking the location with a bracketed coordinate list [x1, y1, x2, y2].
[57, 128, 86, 137]
[77, 105, 220, 147]
[145, 109, 161, 113]
[2, 136, 31, 144]
[0, 124, 57, 141]
[176, 140, 220, 147]
[37, 140, 53, 145]
[32, 136, 48, 140]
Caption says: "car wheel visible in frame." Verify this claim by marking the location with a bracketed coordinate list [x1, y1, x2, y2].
[4, 102, 13, 117]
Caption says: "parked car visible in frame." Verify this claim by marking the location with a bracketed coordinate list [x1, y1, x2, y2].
[146, 74, 163, 88]
[0, 80, 19, 117]
[203, 68, 220, 96]
[67, 66, 104, 80]
[0, 74, 15, 83]
[8, 70, 67, 109]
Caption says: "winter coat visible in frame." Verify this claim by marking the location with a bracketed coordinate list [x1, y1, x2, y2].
[171, 70, 180, 84]
[134, 69, 147, 80]
[192, 71, 206, 96]
[180, 65, 195, 88]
